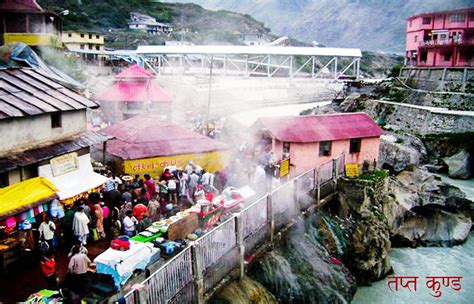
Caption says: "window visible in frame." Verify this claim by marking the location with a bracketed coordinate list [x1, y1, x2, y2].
[471, 13, 474, 21]
[96, 45, 100, 50]
[422, 17, 431, 24]
[5, 14, 27, 32]
[96, 34, 100, 39]
[51, 112, 62, 128]
[80, 33, 84, 38]
[29, 14, 44, 33]
[88, 44, 93, 50]
[80, 44, 84, 49]
[319, 141, 332, 157]
[0, 172, 8, 188]
[444, 53, 451, 61]
[414, 35, 418, 42]
[283, 142, 290, 158]
[449, 14, 465, 23]
[440, 33, 447, 40]
[350, 138, 362, 153]
[89, 33, 92, 39]
[68, 33, 72, 37]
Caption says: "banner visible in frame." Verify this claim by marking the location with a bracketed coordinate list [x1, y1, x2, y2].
[50, 152, 78, 176]
[123, 150, 231, 177]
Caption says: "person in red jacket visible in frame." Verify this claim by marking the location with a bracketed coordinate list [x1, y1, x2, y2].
[40, 252, 57, 290]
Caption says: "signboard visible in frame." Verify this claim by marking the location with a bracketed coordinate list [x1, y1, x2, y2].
[345, 163, 360, 177]
[50, 152, 78, 176]
[198, 207, 225, 230]
[123, 150, 230, 177]
[168, 213, 199, 241]
[279, 158, 290, 178]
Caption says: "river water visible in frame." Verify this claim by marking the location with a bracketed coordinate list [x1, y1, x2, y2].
[353, 175, 474, 304]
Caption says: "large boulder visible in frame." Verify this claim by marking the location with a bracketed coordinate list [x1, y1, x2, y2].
[443, 150, 471, 179]
[391, 206, 472, 247]
[345, 214, 392, 284]
[385, 168, 472, 246]
[379, 133, 427, 173]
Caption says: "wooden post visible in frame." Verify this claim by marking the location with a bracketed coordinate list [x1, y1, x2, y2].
[191, 245, 204, 304]
[235, 214, 245, 279]
[102, 141, 107, 167]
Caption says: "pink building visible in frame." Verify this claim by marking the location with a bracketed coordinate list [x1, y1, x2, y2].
[95, 64, 173, 123]
[252, 113, 384, 175]
[406, 7, 474, 67]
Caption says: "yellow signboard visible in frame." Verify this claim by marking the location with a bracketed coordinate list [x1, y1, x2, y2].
[345, 163, 360, 177]
[279, 159, 290, 178]
[50, 152, 78, 176]
[123, 150, 231, 178]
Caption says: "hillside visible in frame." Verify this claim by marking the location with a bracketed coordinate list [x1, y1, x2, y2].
[163, 0, 471, 52]
[38, 0, 272, 47]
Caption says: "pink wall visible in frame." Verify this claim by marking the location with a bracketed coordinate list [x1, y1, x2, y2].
[406, 30, 424, 51]
[274, 137, 380, 176]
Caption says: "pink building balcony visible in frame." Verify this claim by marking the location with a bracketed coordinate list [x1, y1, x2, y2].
[419, 38, 474, 48]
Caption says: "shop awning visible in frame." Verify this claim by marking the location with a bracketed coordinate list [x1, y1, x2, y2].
[0, 177, 58, 221]
[39, 154, 108, 203]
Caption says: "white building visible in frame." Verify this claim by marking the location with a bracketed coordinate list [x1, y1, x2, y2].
[128, 12, 173, 35]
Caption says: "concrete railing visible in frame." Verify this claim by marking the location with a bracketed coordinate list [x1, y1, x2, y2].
[124, 154, 345, 303]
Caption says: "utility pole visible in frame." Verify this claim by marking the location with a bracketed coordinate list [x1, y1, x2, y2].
[206, 55, 213, 135]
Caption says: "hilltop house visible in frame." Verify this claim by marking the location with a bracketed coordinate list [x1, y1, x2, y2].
[252, 113, 384, 176]
[62, 31, 105, 52]
[128, 12, 173, 35]
[406, 7, 474, 67]
[0, 0, 62, 48]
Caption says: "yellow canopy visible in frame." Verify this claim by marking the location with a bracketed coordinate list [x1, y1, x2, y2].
[0, 177, 58, 220]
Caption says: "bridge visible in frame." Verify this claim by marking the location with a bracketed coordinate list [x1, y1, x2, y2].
[72, 45, 362, 79]
[122, 155, 345, 304]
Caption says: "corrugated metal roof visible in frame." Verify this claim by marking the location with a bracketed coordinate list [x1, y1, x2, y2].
[0, 0, 43, 12]
[116, 64, 154, 79]
[0, 131, 112, 173]
[96, 81, 173, 103]
[102, 116, 228, 160]
[257, 113, 383, 143]
[0, 68, 98, 120]
[137, 45, 362, 58]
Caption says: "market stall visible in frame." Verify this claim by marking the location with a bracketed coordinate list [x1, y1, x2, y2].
[189, 186, 257, 229]
[94, 240, 159, 288]
[0, 177, 58, 271]
[38, 153, 108, 205]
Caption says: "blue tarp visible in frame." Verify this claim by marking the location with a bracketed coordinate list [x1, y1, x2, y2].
[0, 42, 82, 90]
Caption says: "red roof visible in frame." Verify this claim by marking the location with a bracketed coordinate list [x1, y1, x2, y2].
[95, 81, 173, 103]
[102, 116, 229, 160]
[256, 113, 383, 143]
[0, 0, 43, 12]
[116, 65, 154, 79]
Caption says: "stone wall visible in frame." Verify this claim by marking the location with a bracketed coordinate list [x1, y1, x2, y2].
[362, 100, 474, 135]
[399, 67, 473, 93]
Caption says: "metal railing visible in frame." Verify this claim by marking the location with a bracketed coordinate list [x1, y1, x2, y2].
[124, 155, 346, 303]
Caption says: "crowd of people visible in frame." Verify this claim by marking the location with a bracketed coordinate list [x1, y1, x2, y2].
[35, 161, 234, 294]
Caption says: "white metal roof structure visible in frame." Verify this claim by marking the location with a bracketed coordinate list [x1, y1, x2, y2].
[136, 45, 362, 58]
